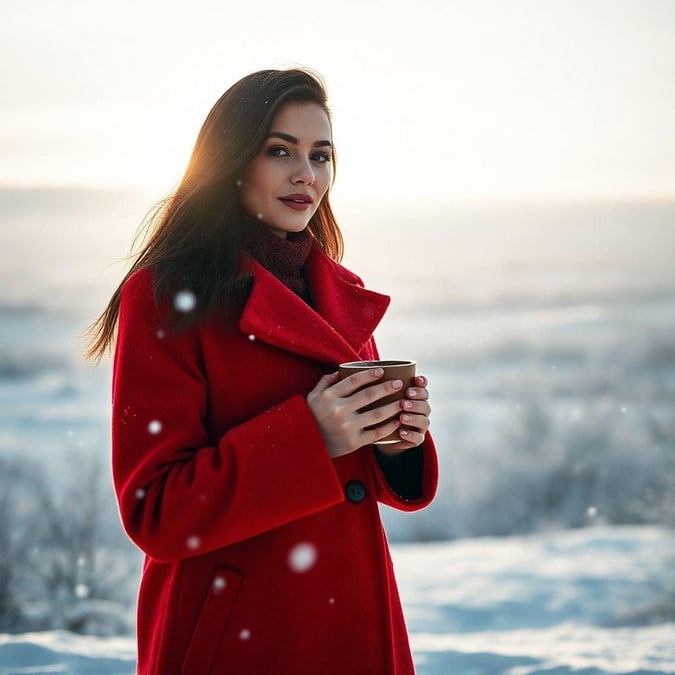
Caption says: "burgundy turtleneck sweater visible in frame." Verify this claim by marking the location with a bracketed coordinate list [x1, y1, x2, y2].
[249, 223, 313, 304]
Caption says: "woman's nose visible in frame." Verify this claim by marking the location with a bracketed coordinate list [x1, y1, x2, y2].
[291, 158, 315, 185]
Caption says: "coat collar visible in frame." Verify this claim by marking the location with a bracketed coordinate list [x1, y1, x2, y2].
[239, 244, 390, 366]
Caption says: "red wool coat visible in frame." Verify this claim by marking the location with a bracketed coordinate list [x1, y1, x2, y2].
[112, 243, 438, 675]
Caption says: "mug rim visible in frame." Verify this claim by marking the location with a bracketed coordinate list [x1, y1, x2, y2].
[339, 359, 416, 368]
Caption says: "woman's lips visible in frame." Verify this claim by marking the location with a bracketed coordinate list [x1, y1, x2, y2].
[278, 198, 311, 211]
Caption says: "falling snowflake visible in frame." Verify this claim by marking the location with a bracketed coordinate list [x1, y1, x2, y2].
[239, 629, 251, 640]
[236, 179, 243, 187]
[156, 329, 166, 339]
[256, 213, 263, 220]
[213, 576, 227, 593]
[248, 334, 256, 341]
[174, 290, 196, 313]
[587, 506, 598, 519]
[148, 420, 162, 435]
[135, 488, 146, 500]
[288, 542, 317, 573]
[186, 536, 202, 551]
[328, 597, 335, 605]
[75, 584, 90, 599]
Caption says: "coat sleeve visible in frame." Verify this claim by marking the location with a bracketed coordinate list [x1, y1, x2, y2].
[372, 435, 439, 511]
[111, 269, 345, 563]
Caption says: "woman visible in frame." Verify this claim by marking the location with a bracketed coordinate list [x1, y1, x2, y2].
[86, 67, 438, 675]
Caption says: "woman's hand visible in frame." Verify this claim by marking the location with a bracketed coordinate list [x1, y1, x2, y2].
[376, 375, 431, 457]
[307, 367, 412, 459]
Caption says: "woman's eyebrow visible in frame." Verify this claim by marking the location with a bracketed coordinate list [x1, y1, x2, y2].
[267, 131, 332, 148]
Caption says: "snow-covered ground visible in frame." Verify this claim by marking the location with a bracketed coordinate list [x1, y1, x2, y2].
[1, 525, 673, 674]
[399, 525, 675, 674]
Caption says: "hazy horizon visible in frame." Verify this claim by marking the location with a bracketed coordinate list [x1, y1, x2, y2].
[2, 186, 674, 321]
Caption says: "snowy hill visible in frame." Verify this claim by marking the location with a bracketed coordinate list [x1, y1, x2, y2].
[1, 525, 673, 674]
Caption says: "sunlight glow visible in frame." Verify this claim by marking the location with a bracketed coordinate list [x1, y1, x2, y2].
[1, 0, 673, 202]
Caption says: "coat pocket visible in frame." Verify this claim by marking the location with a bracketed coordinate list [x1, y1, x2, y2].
[181, 566, 244, 675]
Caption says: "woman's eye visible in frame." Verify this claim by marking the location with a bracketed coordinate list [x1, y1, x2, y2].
[266, 145, 289, 157]
[266, 145, 331, 163]
[312, 152, 332, 164]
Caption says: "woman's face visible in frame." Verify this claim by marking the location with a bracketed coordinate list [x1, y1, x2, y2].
[239, 101, 334, 238]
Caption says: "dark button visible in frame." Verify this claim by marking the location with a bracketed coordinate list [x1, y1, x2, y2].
[345, 480, 366, 503]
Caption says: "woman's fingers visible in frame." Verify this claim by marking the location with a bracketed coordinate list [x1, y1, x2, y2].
[400, 399, 431, 417]
[399, 411, 431, 434]
[397, 427, 427, 445]
[360, 399, 406, 428]
[361, 415, 402, 446]
[405, 385, 429, 401]
[351, 378, 404, 410]
[329, 367, 385, 397]
[330, 371, 406, 412]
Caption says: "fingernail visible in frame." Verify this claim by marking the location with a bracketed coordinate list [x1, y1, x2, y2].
[372, 368, 384, 377]
[403, 400, 413, 410]
[392, 379, 403, 389]
[407, 388, 417, 397]
[401, 414, 410, 422]
[400, 429, 409, 437]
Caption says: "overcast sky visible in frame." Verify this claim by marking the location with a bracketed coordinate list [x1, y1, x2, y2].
[1, 0, 673, 203]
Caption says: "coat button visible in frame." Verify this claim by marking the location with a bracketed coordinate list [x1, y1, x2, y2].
[345, 480, 366, 503]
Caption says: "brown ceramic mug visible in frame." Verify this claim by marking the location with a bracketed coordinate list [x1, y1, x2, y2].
[338, 360, 416, 445]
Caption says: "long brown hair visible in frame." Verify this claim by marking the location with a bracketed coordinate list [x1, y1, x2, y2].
[83, 67, 342, 364]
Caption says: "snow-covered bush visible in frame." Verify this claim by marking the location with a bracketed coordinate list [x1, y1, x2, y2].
[0, 454, 139, 635]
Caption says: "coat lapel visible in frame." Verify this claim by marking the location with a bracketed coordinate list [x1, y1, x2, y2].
[239, 244, 390, 366]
